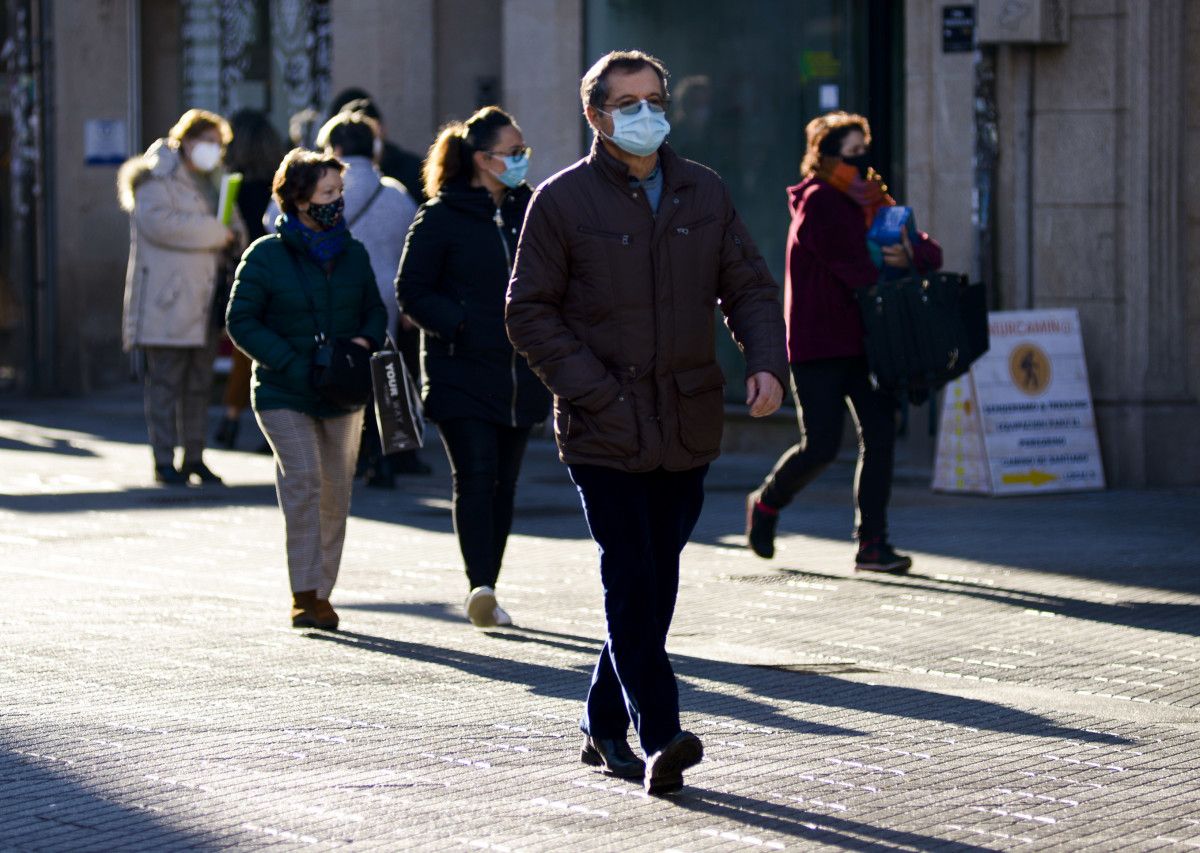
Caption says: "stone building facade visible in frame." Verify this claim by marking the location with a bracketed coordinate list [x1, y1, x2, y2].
[908, 0, 1200, 485]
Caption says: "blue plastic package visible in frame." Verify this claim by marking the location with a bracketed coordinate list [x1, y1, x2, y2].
[867, 205, 915, 246]
[867, 206, 918, 279]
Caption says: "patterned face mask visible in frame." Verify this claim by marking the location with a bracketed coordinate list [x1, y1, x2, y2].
[307, 195, 345, 228]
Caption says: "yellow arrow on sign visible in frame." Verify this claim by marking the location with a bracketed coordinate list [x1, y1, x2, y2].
[1001, 469, 1059, 486]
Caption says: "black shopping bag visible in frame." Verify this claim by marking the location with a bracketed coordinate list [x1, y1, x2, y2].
[370, 346, 425, 452]
[856, 271, 989, 396]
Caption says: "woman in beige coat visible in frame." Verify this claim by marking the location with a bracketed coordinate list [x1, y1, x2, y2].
[118, 109, 243, 485]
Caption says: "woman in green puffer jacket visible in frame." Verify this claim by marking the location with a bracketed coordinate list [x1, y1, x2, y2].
[227, 148, 387, 632]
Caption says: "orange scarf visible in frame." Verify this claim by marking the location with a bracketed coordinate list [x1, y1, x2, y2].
[823, 162, 895, 227]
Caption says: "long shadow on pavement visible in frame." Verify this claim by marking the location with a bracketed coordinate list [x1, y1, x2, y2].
[309, 618, 1129, 745]
[671, 786, 993, 850]
[0, 435, 99, 457]
[0, 483, 278, 514]
[501, 626, 1132, 745]
[0, 742, 218, 849]
[307, 629, 863, 738]
[755, 567, 1200, 639]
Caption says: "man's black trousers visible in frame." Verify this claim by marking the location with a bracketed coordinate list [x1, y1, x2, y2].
[568, 463, 708, 756]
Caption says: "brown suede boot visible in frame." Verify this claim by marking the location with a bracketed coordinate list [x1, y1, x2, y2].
[291, 590, 320, 628]
[313, 598, 339, 632]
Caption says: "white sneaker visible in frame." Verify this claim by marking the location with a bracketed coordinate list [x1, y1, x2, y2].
[465, 586, 498, 627]
[492, 604, 513, 627]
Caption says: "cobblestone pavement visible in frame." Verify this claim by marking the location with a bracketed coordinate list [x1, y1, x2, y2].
[2, 387, 1199, 851]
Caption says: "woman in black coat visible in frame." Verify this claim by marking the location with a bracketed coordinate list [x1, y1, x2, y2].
[396, 106, 550, 628]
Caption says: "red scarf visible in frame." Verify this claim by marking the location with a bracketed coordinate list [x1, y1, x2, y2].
[823, 162, 895, 227]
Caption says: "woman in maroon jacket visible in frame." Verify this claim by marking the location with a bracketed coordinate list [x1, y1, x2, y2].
[746, 112, 942, 573]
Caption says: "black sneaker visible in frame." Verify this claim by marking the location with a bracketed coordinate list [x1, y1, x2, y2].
[855, 538, 913, 574]
[181, 460, 225, 486]
[745, 491, 779, 559]
[154, 464, 188, 486]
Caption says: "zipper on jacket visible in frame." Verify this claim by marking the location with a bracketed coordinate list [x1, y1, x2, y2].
[494, 206, 519, 427]
[674, 215, 717, 237]
[578, 224, 631, 246]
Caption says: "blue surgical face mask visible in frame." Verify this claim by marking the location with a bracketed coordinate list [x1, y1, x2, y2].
[599, 100, 671, 157]
[492, 152, 529, 189]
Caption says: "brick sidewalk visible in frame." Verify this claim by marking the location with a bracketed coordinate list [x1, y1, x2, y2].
[2, 387, 1199, 851]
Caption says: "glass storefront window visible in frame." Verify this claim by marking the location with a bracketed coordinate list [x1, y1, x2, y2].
[585, 0, 899, 399]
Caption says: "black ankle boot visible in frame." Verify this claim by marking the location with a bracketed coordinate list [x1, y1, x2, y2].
[746, 491, 779, 559]
[181, 460, 225, 486]
[154, 464, 188, 486]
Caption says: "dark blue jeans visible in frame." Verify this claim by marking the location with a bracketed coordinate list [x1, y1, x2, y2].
[568, 463, 708, 756]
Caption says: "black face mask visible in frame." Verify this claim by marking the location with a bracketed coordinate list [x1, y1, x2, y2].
[307, 196, 345, 228]
[841, 153, 871, 179]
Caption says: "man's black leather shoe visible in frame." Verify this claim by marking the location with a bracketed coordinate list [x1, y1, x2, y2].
[580, 736, 645, 779]
[644, 731, 703, 796]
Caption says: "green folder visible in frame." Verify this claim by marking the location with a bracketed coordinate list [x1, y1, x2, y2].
[217, 172, 243, 226]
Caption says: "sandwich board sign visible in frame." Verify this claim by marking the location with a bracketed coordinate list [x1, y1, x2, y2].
[933, 308, 1105, 495]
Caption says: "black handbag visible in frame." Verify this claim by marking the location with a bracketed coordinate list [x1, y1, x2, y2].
[856, 270, 989, 396]
[370, 339, 425, 452]
[311, 337, 374, 408]
[287, 248, 374, 408]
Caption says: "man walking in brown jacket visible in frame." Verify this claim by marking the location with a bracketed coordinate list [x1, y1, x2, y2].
[506, 50, 788, 795]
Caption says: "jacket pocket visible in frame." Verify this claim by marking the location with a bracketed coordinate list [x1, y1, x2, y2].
[674, 362, 726, 455]
[561, 393, 639, 459]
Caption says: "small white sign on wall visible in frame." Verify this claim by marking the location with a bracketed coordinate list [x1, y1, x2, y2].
[933, 308, 1105, 495]
[85, 119, 128, 166]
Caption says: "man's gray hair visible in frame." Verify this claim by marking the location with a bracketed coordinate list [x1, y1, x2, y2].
[580, 50, 670, 110]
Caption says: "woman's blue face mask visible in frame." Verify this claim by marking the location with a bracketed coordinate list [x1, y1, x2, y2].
[489, 148, 531, 189]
